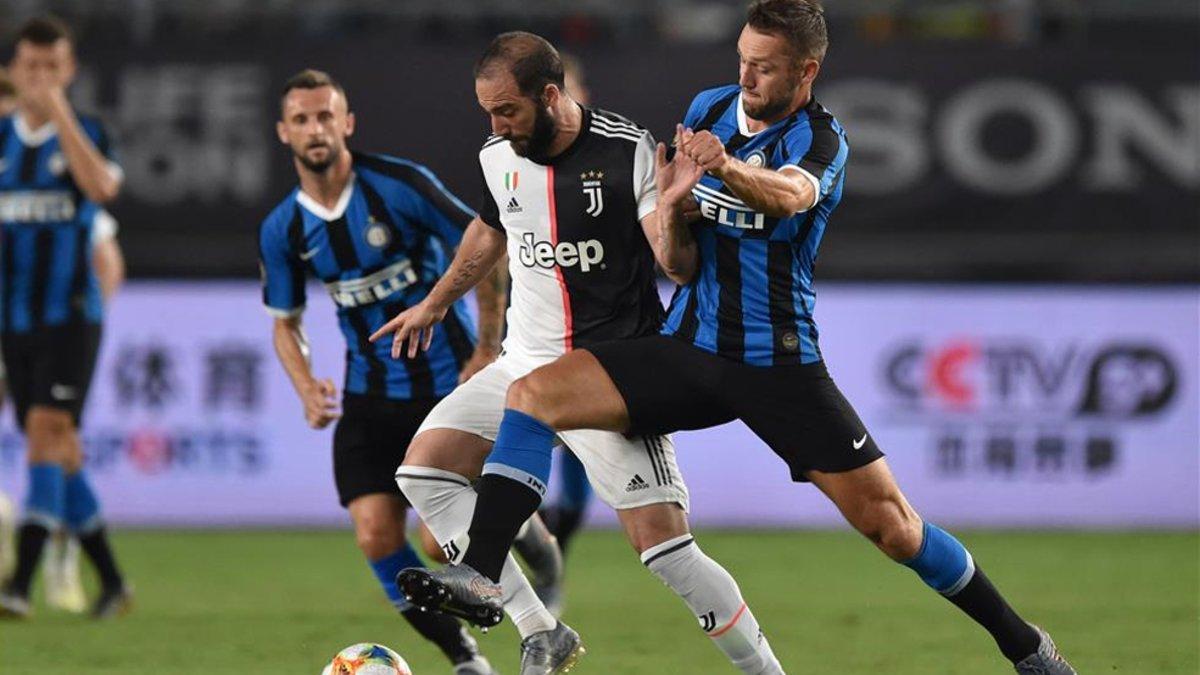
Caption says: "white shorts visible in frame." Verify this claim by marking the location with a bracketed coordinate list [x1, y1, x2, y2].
[417, 352, 689, 512]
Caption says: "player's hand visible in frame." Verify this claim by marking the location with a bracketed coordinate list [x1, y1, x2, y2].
[369, 299, 448, 360]
[679, 128, 729, 174]
[458, 345, 500, 384]
[300, 377, 340, 429]
[656, 126, 705, 208]
[22, 84, 70, 120]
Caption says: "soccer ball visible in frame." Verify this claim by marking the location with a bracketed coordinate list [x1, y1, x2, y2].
[321, 643, 412, 675]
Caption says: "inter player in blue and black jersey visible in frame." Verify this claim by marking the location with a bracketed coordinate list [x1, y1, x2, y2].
[0, 17, 131, 620]
[409, 2, 1078, 673]
[260, 70, 510, 674]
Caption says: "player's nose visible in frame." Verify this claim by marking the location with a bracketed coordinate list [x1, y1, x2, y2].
[489, 116, 507, 137]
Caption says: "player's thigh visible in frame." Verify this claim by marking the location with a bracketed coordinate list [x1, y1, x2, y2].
[586, 335, 735, 436]
[732, 361, 883, 482]
[333, 394, 435, 508]
[508, 349, 629, 431]
[405, 356, 521, 475]
[558, 427, 690, 518]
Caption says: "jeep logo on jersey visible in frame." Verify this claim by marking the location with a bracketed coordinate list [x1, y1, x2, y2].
[581, 170, 605, 217]
[692, 184, 765, 230]
[518, 231, 605, 272]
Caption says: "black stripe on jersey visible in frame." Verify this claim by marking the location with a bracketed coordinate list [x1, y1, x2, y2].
[693, 91, 740, 133]
[325, 215, 361, 271]
[28, 229, 55, 327]
[441, 310, 475, 370]
[642, 437, 664, 486]
[383, 299, 435, 399]
[354, 153, 473, 231]
[284, 206, 308, 298]
[0, 124, 10, 153]
[767, 241, 800, 365]
[346, 310, 388, 396]
[357, 180, 407, 260]
[68, 226, 89, 320]
[18, 144, 38, 184]
[675, 286, 701, 342]
[798, 101, 840, 180]
[715, 235, 745, 361]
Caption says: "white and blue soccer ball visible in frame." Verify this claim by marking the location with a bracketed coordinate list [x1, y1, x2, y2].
[321, 643, 412, 675]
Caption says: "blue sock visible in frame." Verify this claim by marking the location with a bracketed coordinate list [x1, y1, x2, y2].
[369, 543, 424, 611]
[24, 463, 66, 529]
[901, 521, 976, 595]
[64, 470, 103, 534]
[558, 449, 592, 513]
[482, 408, 557, 497]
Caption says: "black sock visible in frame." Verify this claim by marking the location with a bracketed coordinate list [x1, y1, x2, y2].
[401, 607, 475, 664]
[549, 507, 585, 555]
[460, 474, 542, 582]
[7, 523, 51, 597]
[947, 566, 1041, 662]
[78, 527, 124, 590]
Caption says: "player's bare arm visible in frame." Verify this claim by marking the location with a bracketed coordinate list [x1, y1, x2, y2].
[643, 126, 704, 284]
[93, 238, 125, 301]
[272, 315, 340, 429]
[369, 217, 506, 359]
[680, 127, 814, 217]
[32, 86, 121, 204]
[459, 255, 508, 383]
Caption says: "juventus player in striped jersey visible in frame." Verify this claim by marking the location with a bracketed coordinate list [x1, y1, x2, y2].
[372, 32, 784, 675]
[391, 3, 1078, 674]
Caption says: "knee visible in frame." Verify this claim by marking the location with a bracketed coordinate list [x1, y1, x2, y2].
[355, 517, 404, 560]
[856, 497, 923, 561]
[505, 375, 556, 424]
[621, 505, 690, 555]
[26, 410, 75, 461]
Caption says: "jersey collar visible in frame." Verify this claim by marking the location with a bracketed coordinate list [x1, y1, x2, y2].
[296, 173, 357, 221]
[735, 94, 764, 138]
[13, 113, 57, 147]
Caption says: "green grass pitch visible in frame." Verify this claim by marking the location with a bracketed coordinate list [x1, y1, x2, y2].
[2, 529, 1196, 673]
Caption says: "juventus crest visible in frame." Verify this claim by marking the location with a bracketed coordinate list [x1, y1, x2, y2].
[581, 170, 605, 217]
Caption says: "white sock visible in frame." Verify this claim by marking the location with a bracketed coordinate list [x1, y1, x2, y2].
[396, 466, 557, 639]
[641, 534, 785, 675]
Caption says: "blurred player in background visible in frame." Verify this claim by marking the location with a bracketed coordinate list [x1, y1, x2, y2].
[0, 16, 132, 619]
[412, 2, 1078, 674]
[535, 54, 594, 576]
[0, 67, 13, 582]
[261, 69, 515, 675]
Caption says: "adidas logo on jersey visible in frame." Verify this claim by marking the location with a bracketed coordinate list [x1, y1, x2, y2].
[625, 474, 650, 492]
[518, 231, 606, 272]
[506, 196, 522, 214]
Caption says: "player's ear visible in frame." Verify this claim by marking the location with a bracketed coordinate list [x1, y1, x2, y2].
[344, 111, 356, 137]
[541, 83, 559, 109]
[276, 120, 290, 145]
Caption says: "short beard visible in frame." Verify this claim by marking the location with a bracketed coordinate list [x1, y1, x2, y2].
[511, 101, 557, 161]
[742, 77, 804, 123]
[296, 145, 340, 173]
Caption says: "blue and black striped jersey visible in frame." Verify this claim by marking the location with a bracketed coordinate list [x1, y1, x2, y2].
[663, 85, 849, 366]
[0, 113, 118, 333]
[259, 151, 477, 400]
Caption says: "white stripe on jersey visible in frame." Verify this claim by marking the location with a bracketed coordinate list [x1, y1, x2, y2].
[590, 127, 644, 143]
[590, 116, 643, 134]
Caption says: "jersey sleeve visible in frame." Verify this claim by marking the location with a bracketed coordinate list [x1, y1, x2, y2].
[258, 215, 306, 318]
[477, 162, 502, 231]
[779, 117, 847, 212]
[394, 162, 475, 248]
[633, 130, 658, 220]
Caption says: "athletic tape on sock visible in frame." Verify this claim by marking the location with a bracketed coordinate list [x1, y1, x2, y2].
[370, 544, 424, 611]
[24, 463, 65, 529]
[64, 471, 103, 534]
[902, 521, 976, 596]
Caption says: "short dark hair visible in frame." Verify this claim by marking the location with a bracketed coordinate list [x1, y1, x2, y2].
[747, 0, 828, 62]
[15, 16, 74, 48]
[474, 31, 564, 100]
[280, 69, 348, 110]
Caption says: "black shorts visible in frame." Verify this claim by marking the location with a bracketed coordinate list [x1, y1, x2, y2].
[587, 334, 884, 482]
[1, 323, 102, 429]
[332, 393, 441, 507]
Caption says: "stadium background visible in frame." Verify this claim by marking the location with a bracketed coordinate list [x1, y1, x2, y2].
[0, 1, 1196, 673]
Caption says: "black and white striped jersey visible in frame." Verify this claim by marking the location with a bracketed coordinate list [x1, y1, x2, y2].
[478, 106, 664, 359]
